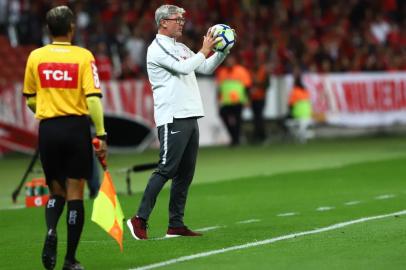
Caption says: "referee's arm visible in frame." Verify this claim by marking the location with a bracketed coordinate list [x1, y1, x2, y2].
[86, 94, 107, 159]
[82, 51, 106, 139]
[25, 95, 37, 113]
[23, 53, 37, 113]
[86, 95, 105, 138]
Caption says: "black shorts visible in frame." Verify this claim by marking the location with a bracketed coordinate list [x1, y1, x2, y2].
[39, 115, 92, 185]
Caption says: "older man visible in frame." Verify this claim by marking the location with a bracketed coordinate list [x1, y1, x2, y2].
[127, 4, 231, 239]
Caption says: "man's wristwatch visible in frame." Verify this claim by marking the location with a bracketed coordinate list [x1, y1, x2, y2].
[96, 133, 107, 141]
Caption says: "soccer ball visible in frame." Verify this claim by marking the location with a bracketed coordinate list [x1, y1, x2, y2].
[210, 24, 235, 53]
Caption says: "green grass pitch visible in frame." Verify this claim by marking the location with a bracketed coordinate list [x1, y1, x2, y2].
[1, 136, 406, 269]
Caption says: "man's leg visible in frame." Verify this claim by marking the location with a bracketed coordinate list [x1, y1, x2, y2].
[230, 104, 243, 145]
[252, 100, 266, 142]
[220, 106, 234, 144]
[61, 116, 91, 269]
[46, 180, 66, 232]
[128, 172, 167, 240]
[65, 178, 85, 262]
[128, 121, 188, 239]
[169, 119, 199, 228]
[39, 115, 90, 269]
[39, 119, 66, 270]
[136, 122, 185, 220]
[42, 180, 66, 270]
[138, 120, 192, 219]
[136, 172, 168, 220]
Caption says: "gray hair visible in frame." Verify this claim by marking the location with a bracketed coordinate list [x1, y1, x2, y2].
[155, 4, 185, 27]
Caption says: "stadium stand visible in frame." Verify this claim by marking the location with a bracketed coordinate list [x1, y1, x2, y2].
[0, 0, 405, 85]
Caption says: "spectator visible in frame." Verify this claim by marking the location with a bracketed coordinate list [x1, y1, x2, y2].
[94, 42, 113, 81]
[216, 54, 252, 146]
[124, 26, 146, 71]
[286, 72, 313, 143]
[249, 52, 270, 143]
[370, 13, 391, 44]
[119, 52, 140, 80]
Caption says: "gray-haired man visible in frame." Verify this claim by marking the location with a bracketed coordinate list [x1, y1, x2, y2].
[127, 4, 230, 239]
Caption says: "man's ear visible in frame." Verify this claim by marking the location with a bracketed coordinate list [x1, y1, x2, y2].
[69, 23, 76, 38]
[160, 20, 167, 29]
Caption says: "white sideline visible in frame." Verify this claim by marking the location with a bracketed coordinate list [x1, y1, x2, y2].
[196, 226, 225, 232]
[0, 204, 25, 210]
[150, 226, 226, 241]
[316, 206, 335, 211]
[344, 201, 361, 206]
[236, 219, 261, 224]
[375, 194, 395, 200]
[277, 212, 297, 217]
[129, 209, 406, 270]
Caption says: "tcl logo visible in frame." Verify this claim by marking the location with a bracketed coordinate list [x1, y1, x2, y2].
[42, 70, 73, 81]
[38, 63, 78, 88]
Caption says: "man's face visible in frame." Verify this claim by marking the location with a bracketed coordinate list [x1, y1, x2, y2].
[162, 13, 185, 38]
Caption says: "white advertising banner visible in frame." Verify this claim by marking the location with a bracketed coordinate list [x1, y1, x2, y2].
[303, 72, 406, 127]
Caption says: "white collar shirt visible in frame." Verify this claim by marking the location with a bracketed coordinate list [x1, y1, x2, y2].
[146, 34, 226, 126]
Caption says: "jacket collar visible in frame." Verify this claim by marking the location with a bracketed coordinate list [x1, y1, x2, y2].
[156, 34, 176, 44]
[51, 41, 71, 46]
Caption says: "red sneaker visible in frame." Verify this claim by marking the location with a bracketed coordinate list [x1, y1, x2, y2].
[126, 217, 148, 240]
[165, 226, 203, 238]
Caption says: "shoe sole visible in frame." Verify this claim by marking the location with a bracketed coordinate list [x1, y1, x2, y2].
[165, 233, 202, 238]
[126, 219, 143, 240]
[164, 234, 181, 238]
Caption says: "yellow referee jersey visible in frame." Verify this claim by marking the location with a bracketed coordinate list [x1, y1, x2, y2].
[23, 42, 102, 119]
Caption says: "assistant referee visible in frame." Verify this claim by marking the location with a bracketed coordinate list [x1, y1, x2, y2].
[23, 6, 107, 270]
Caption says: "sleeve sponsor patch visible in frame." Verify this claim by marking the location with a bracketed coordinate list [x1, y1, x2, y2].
[38, 63, 79, 89]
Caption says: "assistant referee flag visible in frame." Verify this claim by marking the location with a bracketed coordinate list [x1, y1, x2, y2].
[91, 139, 124, 251]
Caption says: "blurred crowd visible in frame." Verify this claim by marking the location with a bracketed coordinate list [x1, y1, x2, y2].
[0, 0, 405, 80]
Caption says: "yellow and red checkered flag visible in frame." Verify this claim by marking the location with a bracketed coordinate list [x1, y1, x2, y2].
[91, 139, 125, 251]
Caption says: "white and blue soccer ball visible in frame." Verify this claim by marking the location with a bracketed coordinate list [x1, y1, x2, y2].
[210, 24, 235, 53]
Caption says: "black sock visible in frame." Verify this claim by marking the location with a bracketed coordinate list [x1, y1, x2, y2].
[65, 200, 84, 261]
[45, 195, 65, 232]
